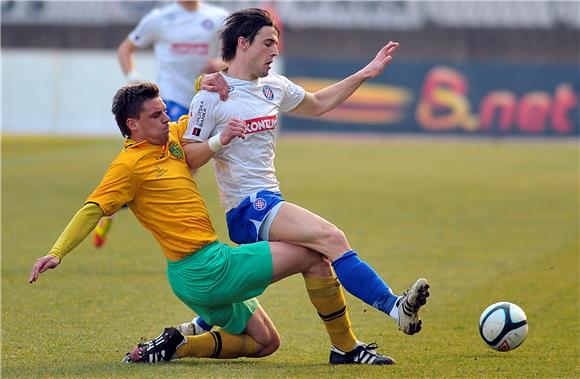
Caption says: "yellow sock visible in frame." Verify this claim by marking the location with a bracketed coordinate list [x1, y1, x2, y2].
[175, 330, 260, 359]
[304, 276, 358, 352]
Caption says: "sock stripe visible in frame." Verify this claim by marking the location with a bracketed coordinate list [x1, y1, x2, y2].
[318, 306, 347, 321]
[210, 331, 223, 358]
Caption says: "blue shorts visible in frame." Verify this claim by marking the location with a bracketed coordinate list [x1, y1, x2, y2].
[226, 191, 284, 244]
[164, 99, 189, 122]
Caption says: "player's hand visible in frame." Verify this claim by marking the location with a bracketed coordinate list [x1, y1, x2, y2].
[362, 41, 399, 79]
[220, 118, 246, 145]
[29, 255, 60, 284]
[125, 71, 142, 84]
[200, 72, 230, 101]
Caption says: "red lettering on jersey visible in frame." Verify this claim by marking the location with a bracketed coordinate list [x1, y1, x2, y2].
[170, 43, 209, 55]
[244, 115, 277, 134]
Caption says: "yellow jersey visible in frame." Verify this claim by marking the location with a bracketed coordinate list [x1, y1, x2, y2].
[86, 116, 217, 261]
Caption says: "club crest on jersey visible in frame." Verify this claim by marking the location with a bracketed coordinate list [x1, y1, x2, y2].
[168, 141, 184, 160]
[244, 115, 277, 135]
[262, 85, 274, 100]
[253, 197, 267, 211]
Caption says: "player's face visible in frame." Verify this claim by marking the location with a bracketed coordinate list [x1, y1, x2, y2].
[247, 26, 279, 78]
[133, 97, 170, 145]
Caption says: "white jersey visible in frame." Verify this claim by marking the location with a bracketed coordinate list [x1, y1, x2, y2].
[183, 71, 305, 210]
[129, 2, 228, 108]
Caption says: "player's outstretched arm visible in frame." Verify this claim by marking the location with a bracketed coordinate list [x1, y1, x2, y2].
[291, 41, 399, 117]
[28, 203, 104, 284]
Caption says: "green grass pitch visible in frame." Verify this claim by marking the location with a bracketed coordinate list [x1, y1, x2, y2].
[2, 135, 578, 378]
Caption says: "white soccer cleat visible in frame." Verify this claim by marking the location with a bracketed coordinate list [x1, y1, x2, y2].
[176, 317, 211, 336]
[397, 278, 430, 335]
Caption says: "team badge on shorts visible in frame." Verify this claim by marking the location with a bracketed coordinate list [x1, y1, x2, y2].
[262, 85, 274, 100]
[253, 197, 267, 211]
[168, 141, 184, 160]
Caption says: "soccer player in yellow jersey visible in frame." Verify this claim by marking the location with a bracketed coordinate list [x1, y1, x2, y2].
[29, 82, 397, 365]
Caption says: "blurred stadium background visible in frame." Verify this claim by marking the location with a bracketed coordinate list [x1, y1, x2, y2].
[2, 0, 579, 137]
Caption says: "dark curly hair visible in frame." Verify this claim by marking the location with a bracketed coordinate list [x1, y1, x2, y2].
[111, 82, 160, 138]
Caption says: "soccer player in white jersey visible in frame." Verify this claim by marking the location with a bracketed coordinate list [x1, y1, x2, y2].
[93, 1, 229, 249]
[179, 8, 431, 364]
[118, 0, 228, 121]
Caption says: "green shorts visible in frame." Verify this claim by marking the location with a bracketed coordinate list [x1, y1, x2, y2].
[166, 241, 272, 334]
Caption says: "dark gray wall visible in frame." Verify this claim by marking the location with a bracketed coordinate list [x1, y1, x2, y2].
[2, 23, 579, 64]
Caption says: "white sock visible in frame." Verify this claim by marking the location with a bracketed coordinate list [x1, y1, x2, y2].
[388, 296, 402, 321]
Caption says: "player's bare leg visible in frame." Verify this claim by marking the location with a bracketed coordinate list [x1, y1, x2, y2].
[268, 241, 395, 365]
[269, 202, 430, 334]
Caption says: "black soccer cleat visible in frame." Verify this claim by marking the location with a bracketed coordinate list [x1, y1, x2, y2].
[122, 327, 186, 364]
[329, 343, 396, 365]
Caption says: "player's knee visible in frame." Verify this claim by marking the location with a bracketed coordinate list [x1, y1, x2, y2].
[260, 332, 281, 356]
[304, 253, 333, 277]
[323, 226, 349, 252]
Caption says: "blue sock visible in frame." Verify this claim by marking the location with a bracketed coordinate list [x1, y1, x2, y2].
[194, 317, 212, 331]
[332, 250, 399, 315]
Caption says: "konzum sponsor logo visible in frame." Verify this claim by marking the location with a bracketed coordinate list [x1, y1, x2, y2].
[244, 115, 277, 134]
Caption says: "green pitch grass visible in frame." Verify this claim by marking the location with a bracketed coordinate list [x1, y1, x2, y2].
[2, 135, 578, 378]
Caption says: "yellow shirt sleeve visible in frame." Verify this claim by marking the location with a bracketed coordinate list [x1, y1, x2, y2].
[86, 158, 138, 216]
[48, 203, 104, 261]
[175, 115, 189, 141]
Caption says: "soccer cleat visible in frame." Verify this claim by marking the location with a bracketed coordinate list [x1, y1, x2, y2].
[176, 317, 211, 336]
[397, 278, 430, 335]
[122, 327, 186, 364]
[93, 217, 113, 248]
[329, 343, 396, 365]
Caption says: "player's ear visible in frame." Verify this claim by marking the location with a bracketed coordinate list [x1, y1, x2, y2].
[126, 117, 138, 134]
[238, 36, 249, 50]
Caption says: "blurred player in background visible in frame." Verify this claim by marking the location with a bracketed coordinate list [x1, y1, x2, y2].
[93, 0, 229, 249]
[180, 8, 430, 360]
[29, 82, 397, 365]
[118, 0, 227, 121]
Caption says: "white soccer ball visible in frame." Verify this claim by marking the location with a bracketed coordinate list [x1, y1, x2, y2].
[479, 302, 528, 351]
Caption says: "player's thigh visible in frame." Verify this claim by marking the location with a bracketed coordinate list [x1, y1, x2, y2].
[269, 202, 350, 257]
[269, 241, 331, 283]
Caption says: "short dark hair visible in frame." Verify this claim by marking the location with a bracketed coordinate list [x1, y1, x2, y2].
[111, 82, 160, 138]
[220, 8, 279, 62]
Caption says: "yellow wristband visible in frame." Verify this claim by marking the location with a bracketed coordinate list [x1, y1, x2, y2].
[194, 74, 205, 92]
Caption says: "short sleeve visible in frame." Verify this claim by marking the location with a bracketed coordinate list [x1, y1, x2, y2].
[279, 75, 306, 112]
[85, 160, 137, 216]
[128, 9, 160, 48]
[183, 92, 218, 142]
